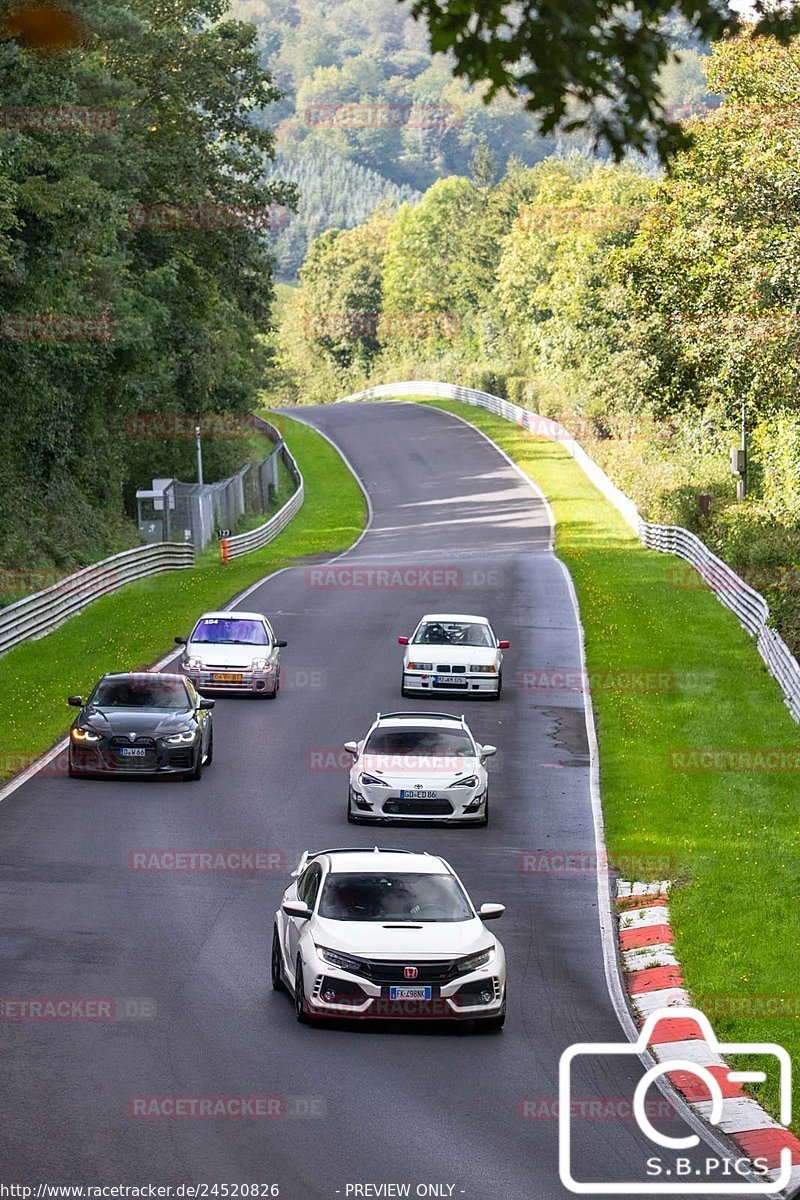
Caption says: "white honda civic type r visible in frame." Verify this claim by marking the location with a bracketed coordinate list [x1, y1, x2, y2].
[345, 711, 496, 825]
[272, 847, 507, 1028]
[398, 613, 509, 700]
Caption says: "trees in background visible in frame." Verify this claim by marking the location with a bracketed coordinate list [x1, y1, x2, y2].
[0, 0, 291, 571]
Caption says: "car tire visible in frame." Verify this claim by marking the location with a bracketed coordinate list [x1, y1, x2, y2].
[68, 759, 79, 778]
[205, 731, 214, 765]
[490, 672, 503, 700]
[271, 927, 285, 992]
[477, 794, 489, 827]
[294, 955, 309, 1023]
[401, 676, 411, 697]
[188, 747, 203, 781]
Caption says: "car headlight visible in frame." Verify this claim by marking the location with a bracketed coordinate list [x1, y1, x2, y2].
[164, 729, 197, 744]
[407, 661, 432, 670]
[251, 658, 272, 670]
[471, 665, 497, 674]
[456, 947, 494, 974]
[183, 656, 203, 670]
[359, 772, 389, 787]
[70, 727, 102, 743]
[316, 945, 366, 973]
[451, 775, 479, 788]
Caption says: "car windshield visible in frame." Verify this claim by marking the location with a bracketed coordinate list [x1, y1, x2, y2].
[318, 872, 473, 922]
[364, 728, 474, 757]
[414, 621, 494, 648]
[191, 618, 269, 645]
[90, 677, 190, 709]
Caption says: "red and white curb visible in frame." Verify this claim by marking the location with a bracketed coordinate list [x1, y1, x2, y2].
[618, 881, 800, 1194]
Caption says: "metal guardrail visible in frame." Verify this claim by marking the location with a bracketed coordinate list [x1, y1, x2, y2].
[338, 380, 800, 723]
[0, 542, 194, 659]
[219, 417, 304, 562]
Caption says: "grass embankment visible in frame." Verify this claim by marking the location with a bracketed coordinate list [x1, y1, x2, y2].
[417, 397, 800, 1120]
[0, 414, 365, 778]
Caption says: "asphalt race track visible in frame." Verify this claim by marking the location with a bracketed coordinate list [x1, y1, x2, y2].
[0, 402, 752, 1198]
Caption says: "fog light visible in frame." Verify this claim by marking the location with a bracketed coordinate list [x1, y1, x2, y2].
[480, 990, 492, 1004]
[323, 990, 335, 1002]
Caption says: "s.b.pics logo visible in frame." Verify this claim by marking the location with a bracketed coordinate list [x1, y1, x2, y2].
[558, 1008, 793, 1194]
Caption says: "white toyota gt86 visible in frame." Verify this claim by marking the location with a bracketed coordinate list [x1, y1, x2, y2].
[345, 711, 496, 825]
[272, 847, 506, 1028]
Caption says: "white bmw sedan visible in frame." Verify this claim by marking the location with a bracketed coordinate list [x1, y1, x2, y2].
[175, 610, 287, 697]
[345, 711, 496, 825]
[399, 613, 509, 700]
[272, 848, 506, 1029]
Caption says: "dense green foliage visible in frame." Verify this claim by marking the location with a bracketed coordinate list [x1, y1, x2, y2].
[0, 0, 292, 573]
[412, 0, 800, 159]
[279, 31, 800, 650]
[231, 0, 712, 275]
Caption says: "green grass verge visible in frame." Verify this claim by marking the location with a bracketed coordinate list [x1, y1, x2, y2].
[417, 397, 800, 1121]
[0, 413, 365, 778]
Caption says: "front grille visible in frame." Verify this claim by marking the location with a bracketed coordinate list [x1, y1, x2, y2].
[354, 958, 460, 984]
[109, 736, 156, 749]
[382, 798, 453, 816]
[431, 680, 469, 690]
[108, 735, 156, 768]
[435, 664, 466, 673]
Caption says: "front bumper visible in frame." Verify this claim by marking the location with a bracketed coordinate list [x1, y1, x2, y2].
[304, 959, 505, 1021]
[349, 784, 487, 823]
[403, 670, 499, 696]
[182, 664, 278, 694]
[69, 740, 200, 776]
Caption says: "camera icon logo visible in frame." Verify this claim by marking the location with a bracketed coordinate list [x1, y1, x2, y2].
[559, 1007, 792, 1194]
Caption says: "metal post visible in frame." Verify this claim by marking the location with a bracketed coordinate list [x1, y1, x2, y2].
[737, 399, 747, 501]
[195, 422, 204, 486]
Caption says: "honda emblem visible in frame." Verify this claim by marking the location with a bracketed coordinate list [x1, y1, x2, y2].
[403, 966, 418, 980]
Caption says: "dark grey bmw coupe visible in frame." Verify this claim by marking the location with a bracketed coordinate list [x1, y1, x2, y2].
[67, 672, 214, 780]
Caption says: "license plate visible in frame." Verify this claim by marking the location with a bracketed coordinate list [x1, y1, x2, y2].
[211, 672, 242, 682]
[389, 986, 431, 1001]
[119, 747, 147, 758]
[434, 675, 465, 685]
[400, 790, 438, 800]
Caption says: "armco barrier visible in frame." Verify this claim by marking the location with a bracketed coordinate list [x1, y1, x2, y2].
[0, 543, 194, 658]
[219, 418, 304, 562]
[337, 380, 800, 723]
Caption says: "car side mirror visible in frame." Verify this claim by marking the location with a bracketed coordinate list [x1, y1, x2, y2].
[480, 745, 497, 759]
[498, 640, 510, 650]
[275, 639, 288, 648]
[199, 698, 215, 710]
[397, 636, 409, 645]
[282, 900, 312, 921]
[343, 741, 358, 755]
[174, 636, 187, 645]
[67, 696, 83, 707]
[479, 903, 505, 921]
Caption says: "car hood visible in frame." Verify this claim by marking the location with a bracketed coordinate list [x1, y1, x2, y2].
[187, 642, 269, 667]
[405, 645, 498, 665]
[311, 916, 492, 957]
[355, 755, 481, 787]
[80, 707, 195, 736]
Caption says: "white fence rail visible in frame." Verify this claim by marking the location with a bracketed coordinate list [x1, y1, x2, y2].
[220, 419, 304, 562]
[0, 542, 194, 659]
[339, 380, 800, 723]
